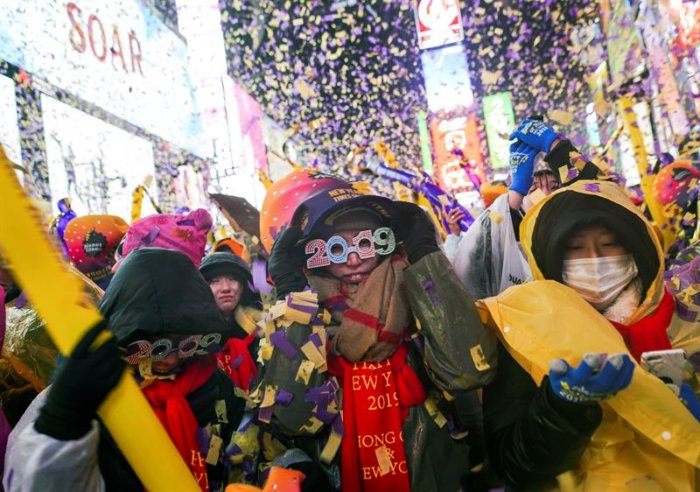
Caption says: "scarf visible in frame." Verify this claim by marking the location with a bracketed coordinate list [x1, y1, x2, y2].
[309, 255, 410, 362]
[602, 277, 643, 323]
[217, 334, 257, 391]
[328, 345, 426, 492]
[142, 354, 217, 491]
[312, 255, 426, 492]
[610, 289, 674, 362]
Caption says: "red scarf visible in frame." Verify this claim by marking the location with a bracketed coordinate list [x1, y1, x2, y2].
[610, 290, 674, 362]
[328, 345, 426, 492]
[142, 355, 217, 491]
[217, 334, 257, 391]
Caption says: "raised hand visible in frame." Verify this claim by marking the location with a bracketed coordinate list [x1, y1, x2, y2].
[549, 353, 634, 404]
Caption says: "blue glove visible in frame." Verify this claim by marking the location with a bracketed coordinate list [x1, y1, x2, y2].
[549, 353, 635, 404]
[509, 119, 559, 153]
[508, 141, 538, 195]
[679, 382, 700, 422]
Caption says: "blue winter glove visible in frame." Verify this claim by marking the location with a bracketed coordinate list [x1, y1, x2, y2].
[678, 382, 700, 422]
[508, 141, 538, 195]
[509, 119, 559, 153]
[549, 353, 635, 404]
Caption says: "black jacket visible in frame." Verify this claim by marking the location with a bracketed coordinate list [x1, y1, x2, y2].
[483, 344, 602, 490]
[97, 248, 245, 491]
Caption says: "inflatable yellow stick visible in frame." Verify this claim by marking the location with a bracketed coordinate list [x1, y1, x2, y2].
[618, 95, 675, 251]
[0, 147, 199, 490]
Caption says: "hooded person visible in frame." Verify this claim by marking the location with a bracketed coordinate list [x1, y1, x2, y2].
[251, 169, 498, 492]
[453, 118, 607, 300]
[4, 248, 246, 492]
[200, 252, 262, 392]
[477, 179, 700, 491]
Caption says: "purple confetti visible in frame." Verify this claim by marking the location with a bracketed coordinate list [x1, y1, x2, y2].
[275, 389, 294, 406]
[269, 330, 299, 359]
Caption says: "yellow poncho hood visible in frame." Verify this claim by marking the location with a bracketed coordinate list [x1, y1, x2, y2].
[477, 181, 700, 491]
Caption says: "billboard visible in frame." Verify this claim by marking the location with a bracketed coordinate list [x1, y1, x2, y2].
[414, 0, 464, 50]
[0, 0, 208, 156]
[429, 112, 482, 193]
[43, 94, 158, 218]
[0, 74, 22, 181]
[482, 92, 515, 169]
[420, 44, 473, 112]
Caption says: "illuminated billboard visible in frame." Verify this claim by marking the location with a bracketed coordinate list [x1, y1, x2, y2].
[43, 95, 158, 219]
[482, 92, 515, 169]
[0, 74, 22, 181]
[414, 0, 464, 50]
[420, 44, 474, 112]
[429, 112, 482, 193]
[0, 0, 208, 156]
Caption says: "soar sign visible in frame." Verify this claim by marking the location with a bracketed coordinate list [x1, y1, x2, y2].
[0, 0, 207, 156]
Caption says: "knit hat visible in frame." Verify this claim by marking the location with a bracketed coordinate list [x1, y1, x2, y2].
[64, 215, 128, 287]
[531, 191, 660, 294]
[121, 209, 212, 267]
[325, 209, 385, 234]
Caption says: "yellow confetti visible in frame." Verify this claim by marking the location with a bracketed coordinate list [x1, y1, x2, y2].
[295, 359, 315, 385]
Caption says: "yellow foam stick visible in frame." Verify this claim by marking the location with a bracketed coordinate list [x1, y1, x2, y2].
[0, 147, 199, 490]
[131, 185, 145, 224]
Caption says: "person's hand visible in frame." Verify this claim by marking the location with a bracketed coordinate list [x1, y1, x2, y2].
[268, 226, 308, 300]
[549, 353, 634, 404]
[509, 119, 559, 153]
[678, 382, 700, 422]
[35, 320, 125, 440]
[508, 141, 539, 196]
[445, 208, 465, 236]
[394, 201, 440, 264]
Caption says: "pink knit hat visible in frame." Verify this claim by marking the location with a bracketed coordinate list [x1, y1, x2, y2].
[121, 209, 212, 267]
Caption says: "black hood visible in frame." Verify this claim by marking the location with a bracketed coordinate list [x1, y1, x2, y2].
[100, 248, 230, 344]
[531, 191, 660, 295]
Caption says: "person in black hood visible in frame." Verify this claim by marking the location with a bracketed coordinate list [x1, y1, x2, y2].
[4, 248, 246, 492]
[200, 252, 262, 392]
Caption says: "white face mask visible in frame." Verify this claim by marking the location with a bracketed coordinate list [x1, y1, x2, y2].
[562, 254, 638, 310]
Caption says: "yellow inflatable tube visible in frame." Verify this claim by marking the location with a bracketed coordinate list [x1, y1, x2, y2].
[0, 147, 199, 490]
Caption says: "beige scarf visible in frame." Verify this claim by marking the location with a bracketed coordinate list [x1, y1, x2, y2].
[308, 255, 411, 362]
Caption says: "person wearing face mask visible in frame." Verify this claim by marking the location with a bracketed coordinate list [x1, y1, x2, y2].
[452, 118, 606, 301]
[477, 179, 700, 490]
[252, 169, 498, 492]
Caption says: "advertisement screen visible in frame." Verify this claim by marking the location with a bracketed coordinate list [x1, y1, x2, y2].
[420, 44, 474, 112]
[0, 74, 22, 181]
[414, 0, 464, 50]
[43, 95, 157, 218]
[482, 92, 515, 169]
[0, 0, 207, 156]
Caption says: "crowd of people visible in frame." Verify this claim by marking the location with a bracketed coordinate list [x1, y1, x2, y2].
[1, 118, 699, 491]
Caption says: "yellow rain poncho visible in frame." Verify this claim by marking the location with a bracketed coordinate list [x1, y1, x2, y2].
[477, 180, 700, 491]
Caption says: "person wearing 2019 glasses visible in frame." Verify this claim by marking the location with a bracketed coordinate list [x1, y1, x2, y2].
[255, 170, 499, 492]
[4, 248, 245, 492]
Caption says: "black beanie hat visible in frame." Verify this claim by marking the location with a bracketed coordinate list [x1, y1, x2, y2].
[531, 191, 660, 294]
[199, 252, 259, 307]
